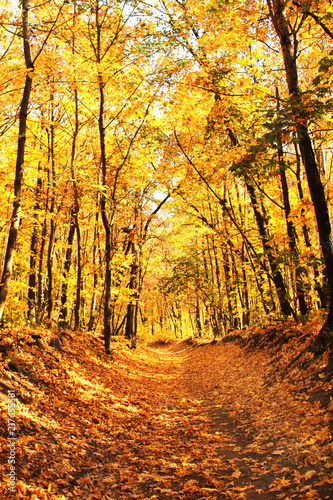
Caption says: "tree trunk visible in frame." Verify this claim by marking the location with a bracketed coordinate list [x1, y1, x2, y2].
[88, 208, 100, 331]
[70, 5, 82, 330]
[37, 210, 48, 324]
[228, 239, 242, 328]
[241, 242, 250, 326]
[94, 3, 114, 353]
[276, 87, 308, 316]
[203, 238, 222, 336]
[246, 179, 296, 319]
[58, 211, 76, 327]
[46, 98, 56, 321]
[294, 142, 326, 308]
[0, 0, 33, 322]
[28, 169, 42, 321]
[70, 87, 81, 330]
[195, 296, 202, 337]
[125, 238, 139, 348]
[269, 0, 333, 347]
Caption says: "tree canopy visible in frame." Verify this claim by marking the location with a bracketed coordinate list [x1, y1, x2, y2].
[0, 0, 333, 350]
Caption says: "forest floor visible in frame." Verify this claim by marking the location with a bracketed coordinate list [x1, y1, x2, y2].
[1, 318, 333, 499]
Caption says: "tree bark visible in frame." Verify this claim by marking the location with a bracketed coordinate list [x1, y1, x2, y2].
[294, 142, 326, 308]
[246, 179, 296, 319]
[88, 206, 100, 331]
[93, 1, 113, 353]
[46, 92, 56, 321]
[70, 3, 82, 330]
[241, 242, 250, 326]
[125, 237, 139, 348]
[58, 210, 76, 327]
[28, 168, 42, 321]
[276, 87, 307, 315]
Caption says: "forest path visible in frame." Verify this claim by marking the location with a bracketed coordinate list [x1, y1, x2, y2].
[124, 339, 333, 500]
[1, 330, 333, 500]
[132, 341, 277, 500]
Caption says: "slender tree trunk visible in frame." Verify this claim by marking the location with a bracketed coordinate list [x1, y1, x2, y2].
[124, 195, 171, 346]
[246, 242, 270, 315]
[211, 235, 224, 324]
[0, 0, 33, 322]
[94, 4, 113, 353]
[203, 238, 222, 336]
[235, 185, 251, 325]
[294, 142, 326, 308]
[246, 179, 296, 319]
[222, 245, 234, 328]
[28, 224, 38, 321]
[276, 87, 308, 315]
[70, 4, 81, 330]
[241, 242, 250, 326]
[28, 169, 42, 321]
[69, 87, 81, 330]
[46, 95, 56, 321]
[88, 208, 100, 331]
[46, 217, 56, 321]
[37, 210, 48, 324]
[195, 296, 202, 337]
[226, 129, 273, 318]
[58, 211, 76, 327]
[125, 238, 139, 347]
[228, 240, 242, 328]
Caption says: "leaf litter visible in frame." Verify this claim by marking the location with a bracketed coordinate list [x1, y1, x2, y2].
[0, 319, 333, 499]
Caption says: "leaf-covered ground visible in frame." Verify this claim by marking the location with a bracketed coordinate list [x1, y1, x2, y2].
[1, 319, 333, 499]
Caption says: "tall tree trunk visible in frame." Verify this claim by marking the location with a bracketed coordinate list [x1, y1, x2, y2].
[94, 3, 113, 353]
[0, 0, 33, 322]
[61, 85, 82, 330]
[276, 87, 308, 315]
[125, 238, 139, 348]
[294, 142, 326, 308]
[241, 242, 250, 326]
[211, 235, 224, 327]
[58, 210, 76, 327]
[245, 179, 296, 319]
[222, 245, 234, 329]
[46, 217, 56, 321]
[46, 92, 56, 321]
[235, 184, 251, 325]
[37, 209, 48, 325]
[88, 207, 100, 331]
[268, 0, 333, 347]
[195, 296, 202, 337]
[28, 169, 42, 321]
[246, 243, 270, 315]
[204, 236, 222, 336]
[228, 239, 242, 328]
[70, 3, 81, 330]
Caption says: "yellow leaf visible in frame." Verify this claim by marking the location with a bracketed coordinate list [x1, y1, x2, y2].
[304, 470, 317, 480]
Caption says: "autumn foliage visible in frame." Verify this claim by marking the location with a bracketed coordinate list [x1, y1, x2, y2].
[1, 0, 333, 497]
[0, 0, 332, 344]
